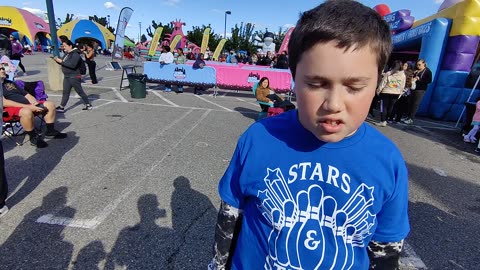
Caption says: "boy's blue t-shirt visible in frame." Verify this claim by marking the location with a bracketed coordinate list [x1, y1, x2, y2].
[219, 110, 410, 270]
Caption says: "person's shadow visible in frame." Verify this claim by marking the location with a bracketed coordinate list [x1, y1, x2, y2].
[168, 176, 218, 269]
[4, 130, 79, 208]
[71, 240, 106, 270]
[0, 187, 75, 269]
[104, 194, 174, 270]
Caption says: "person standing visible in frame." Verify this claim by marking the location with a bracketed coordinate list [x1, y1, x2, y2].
[85, 43, 98, 84]
[53, 40, 92, 112]
[174, 48, 186, 93]
[402, 59, 432, 124]
[375, 60, 406, 127]
[159, 46, 174, 92]
[0, 81, 8, 218]
[9, 35, 26, 74]
[192, 53, 206, 95]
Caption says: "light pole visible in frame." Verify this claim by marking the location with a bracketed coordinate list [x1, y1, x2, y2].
[224, 11, 231, 39]
[107, 15, 110, 28]
[139, 22, 142, 42]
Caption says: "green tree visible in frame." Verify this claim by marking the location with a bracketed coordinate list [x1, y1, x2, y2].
[145, 21, 173, 41]
[186, 24, 222, 51]
[89, 15, 115, 34]
[273, 27, 288, 51]
[141, 34, 148, 43]
[57, 13, 74, 28]
[225, 22, 256, 53]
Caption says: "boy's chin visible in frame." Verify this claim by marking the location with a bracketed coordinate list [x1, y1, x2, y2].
[312, 129, 356, 143]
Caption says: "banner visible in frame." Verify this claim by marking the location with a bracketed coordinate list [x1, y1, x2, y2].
[113, 7, 134, 60]
[278, 27, 294, 54]
[148, 27, 163, 56]
[212, 39, 226, 60]
[200, 27, 211, 54]
[169, 34, 182, 51]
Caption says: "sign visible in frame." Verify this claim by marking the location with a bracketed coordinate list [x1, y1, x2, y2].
[113, 7, 134, 60]
[392, 21, 433, 45]
[384, 10, 414, 33]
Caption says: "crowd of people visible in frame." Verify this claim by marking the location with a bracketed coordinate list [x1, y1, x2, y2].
[374, 58, 433, 127]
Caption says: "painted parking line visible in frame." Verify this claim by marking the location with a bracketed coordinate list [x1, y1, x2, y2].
[194, 94, 233, 112]
[110, 87, 129, 103]
[36, 109, 211, 229]
[236, 97, 259, 107]
[147, 89, 180, 107]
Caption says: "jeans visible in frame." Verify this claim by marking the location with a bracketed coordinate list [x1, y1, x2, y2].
[86, 59, 97, 84]
[407, 90, 426, 119]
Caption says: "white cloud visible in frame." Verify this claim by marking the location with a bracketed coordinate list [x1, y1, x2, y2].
[163, 0, 181, 6]
[434, 0, 443, 3]
[104, 2, 118, 9]
[283, 24, 295, 29]
[21, 7, 47, 19]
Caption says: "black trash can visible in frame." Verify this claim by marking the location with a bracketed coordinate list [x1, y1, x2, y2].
[128, 73, 147, 98]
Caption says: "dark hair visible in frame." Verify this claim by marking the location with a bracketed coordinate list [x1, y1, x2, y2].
[259, 77, 270, 88]
[390, 60, 403, 74]
[77, 43, 85, 50]
[288, 0, 392, 80]
[62, 40, 74, 47]
[163, 45, 171, 52]
[177, 48, 184, 55]
[417, 59, 428, 68]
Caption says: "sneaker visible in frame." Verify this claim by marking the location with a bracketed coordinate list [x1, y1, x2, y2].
[475, 148, 480, 153]
[74, 93, 80, 99]
[55, 106, 65, 113]
[0, 205, 9, 218]
[375, 121, 387, 127]
[29, 134, 48, 148]
[464, 138, 471, 143]
[82, 104, 93, 110]
[44, 129, 68, 139]
[402, 119, 414, 125]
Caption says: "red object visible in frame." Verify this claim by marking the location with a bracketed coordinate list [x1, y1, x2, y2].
[267, 107, 284, 117]
[373, 4, 391, 17]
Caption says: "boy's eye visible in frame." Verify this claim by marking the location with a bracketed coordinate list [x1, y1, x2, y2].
[347, 86, 365, 93]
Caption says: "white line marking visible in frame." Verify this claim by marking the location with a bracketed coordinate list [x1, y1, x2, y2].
[37, 109, 195, 228]
[148, 90, 180, 107]
[89, 110, 212, 228]
[236, 97, 260, 107]
[110, 87, 128, 103]
[36, 214, 100, 229]
[195, 95, 233, 112]
[69, 101, 115, 116]
[432, 166, 447, 177]
[400, 242, 428, 269]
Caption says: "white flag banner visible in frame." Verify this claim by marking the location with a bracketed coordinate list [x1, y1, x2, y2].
[112, 7, 134, 60]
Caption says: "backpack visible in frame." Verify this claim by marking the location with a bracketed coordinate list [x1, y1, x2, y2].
[76, 52, 87, 75]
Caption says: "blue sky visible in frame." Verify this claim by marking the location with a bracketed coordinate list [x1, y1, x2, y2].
[3, 0, 443, 41]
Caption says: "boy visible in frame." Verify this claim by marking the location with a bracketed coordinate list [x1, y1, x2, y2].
[209, 1, 409, 269]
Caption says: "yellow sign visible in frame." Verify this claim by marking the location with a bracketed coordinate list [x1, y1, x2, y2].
[170, 34, 182, 50]
[148, 27, 163, 56]
[200, 28, 211, 54]
[212, 39, 226, 61]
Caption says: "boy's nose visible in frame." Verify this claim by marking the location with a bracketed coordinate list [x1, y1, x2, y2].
[322, 91, 344, 113]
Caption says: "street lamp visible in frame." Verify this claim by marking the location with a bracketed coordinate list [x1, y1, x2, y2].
[107, 15, 110, 28]
[224, 11, 231, 39]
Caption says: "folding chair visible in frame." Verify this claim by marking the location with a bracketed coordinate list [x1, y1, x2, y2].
[2, 110, 46, 146]
[252, 82, 274, 120]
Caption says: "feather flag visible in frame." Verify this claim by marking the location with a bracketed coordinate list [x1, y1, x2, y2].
[212, 39, 226, 61]
[170, 34, 182, 50]
[148, 27, 163, 56]
[200, 28, 211, 54]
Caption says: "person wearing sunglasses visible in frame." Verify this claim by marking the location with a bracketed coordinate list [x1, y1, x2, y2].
[402, 59, 432, 124]
[1, 67, 67, 148]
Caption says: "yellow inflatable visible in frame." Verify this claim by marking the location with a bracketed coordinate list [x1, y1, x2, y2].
[413, 0, 480, 36]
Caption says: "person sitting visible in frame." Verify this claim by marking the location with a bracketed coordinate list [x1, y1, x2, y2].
[1, 67, 67, 148]
[193, 53, 206, 95]
[255, 77, 295, 111]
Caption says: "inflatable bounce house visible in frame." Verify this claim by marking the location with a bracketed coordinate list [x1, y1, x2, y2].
[377, 0, 480, 121]
[0, 6, 50, 50]
[57, 19, 115, 49]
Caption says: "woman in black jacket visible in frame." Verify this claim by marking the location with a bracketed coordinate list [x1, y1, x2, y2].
[53, 40, 92, 112]
[402, 59, 432, 124]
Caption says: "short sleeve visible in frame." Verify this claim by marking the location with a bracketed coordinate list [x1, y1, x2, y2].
[372, 157, 410, 243]
[218, 137, 246, 209]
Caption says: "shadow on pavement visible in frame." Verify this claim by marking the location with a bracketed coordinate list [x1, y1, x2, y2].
[0, 187, 76, 269]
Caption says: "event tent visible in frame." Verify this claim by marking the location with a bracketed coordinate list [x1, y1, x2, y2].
[0, 6, 50, 46]
[57, 19, 114, 49]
